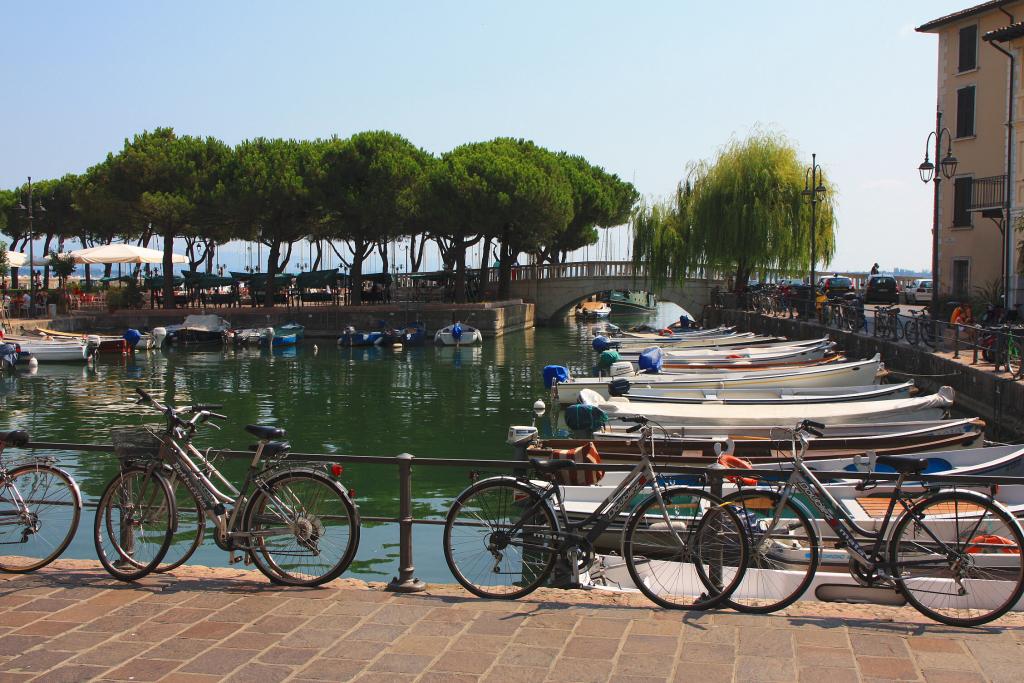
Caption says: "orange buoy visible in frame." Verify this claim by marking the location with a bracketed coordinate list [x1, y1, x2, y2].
[718, 453, 757, 486]
[966, 534, 1020, 554]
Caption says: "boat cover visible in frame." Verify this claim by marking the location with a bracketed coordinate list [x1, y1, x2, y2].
[565, 403, 609, 431]
[181, 315, 229, 332]
[543, 365, 570, 388]
[638, 347, 663, 373]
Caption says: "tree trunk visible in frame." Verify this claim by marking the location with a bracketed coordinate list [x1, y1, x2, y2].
[498, 237, 513, 300]
[411, 234, 426, 273]
[454, 241, 467, 304]
[162, 226, 176, 309]
[376, 241, 389, 277]
[479, 237, 493, 274]
[42, 233, 53, 289]
[263, 239, 281, 307]
[312, 241, 323, 271]
[206, 243, 215, 273]
[350, 242, 365, 305]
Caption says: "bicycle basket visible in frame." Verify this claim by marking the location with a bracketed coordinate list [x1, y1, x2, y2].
[110, 426, 164, 466]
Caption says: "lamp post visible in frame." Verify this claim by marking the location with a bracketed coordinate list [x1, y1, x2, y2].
[918, 108, 958, 318]
[802, 154, 827, 298]
[15, 176, 46, 317]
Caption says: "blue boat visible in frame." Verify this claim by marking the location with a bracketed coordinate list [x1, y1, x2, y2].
[271, 323, 304, 347]
[338, 324, 385, 347]
[382, 321, 427, 347]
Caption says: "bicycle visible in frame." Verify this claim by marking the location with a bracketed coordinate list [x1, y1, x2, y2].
[903, 308, 935, 349]
[0, 430, 82, 573]
[724, 420, 1024, 626]
[95, 388, 360, 585]
[442, 415, 749, 609]
[873, 305, 902, 341]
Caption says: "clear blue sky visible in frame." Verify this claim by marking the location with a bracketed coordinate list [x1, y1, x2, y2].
[0, 1, 974, 273]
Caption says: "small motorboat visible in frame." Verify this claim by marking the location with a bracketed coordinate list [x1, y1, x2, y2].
[226, 327, 274, 346]
[620, 382, 914, 405]
[35, 328, 128, 354]
[338, 326, 385, 347]
[165, 315, 230, 346]
[270, 323, 304, 347]
[381, 322, 427, 346]
[576, 301, 611, 319]
[8, 336, 100, 363]
[434, 322, 482, 346]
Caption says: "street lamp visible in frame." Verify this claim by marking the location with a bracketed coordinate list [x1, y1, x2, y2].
[802, 154, 827, 294]
[918, 108, 957, 318]
[15, 176, 46, 317]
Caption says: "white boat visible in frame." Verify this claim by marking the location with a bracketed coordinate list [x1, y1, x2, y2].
[9, 336, 99, 363]
[639, 343, 837, 367]
[621, 382, 914, 405]
[577, 303, 611, 319]
[595, 417, 984, 442]
[552, 355, 884, 405]
[607, 333, 784, 349]
[164, 315, 231, 345]
[434, 323, 483, 346]
[578, 386, 955, 426]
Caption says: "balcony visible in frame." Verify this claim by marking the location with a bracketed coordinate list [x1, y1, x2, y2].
[967, 174, 1007, 213]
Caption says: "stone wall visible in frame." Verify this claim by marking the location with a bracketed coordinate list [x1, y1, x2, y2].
[43, 301, 535, 339]
[711, 308, 1024, 440]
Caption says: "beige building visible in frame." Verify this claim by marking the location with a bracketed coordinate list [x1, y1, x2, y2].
[918, 1, 1023, 308]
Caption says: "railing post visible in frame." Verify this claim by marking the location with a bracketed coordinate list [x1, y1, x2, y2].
[953, 324, 960, 359]
[387, 453, 427, 593]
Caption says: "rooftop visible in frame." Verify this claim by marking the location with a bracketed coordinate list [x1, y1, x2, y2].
[984, 19, 1024, 40]
[917, 0, 1016, 33]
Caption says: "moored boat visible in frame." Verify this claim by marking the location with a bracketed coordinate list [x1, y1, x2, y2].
[165, 315, 230, 346]
[575, 301, 611, 319]
[338, 326, 384, 347]
[434, 322, 483, 346]
[34, 328, 128, 354]
[382, 321, 427, 346]
[271, 323, 304, 347]
[620, 382, 914, 405]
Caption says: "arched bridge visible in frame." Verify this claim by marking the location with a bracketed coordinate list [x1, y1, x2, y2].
[499, 261, 726, 323]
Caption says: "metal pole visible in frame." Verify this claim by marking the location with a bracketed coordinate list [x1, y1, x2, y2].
[810, 154, 817, 292]
[931, 109, 942, 320]
[387, 453, 427, 593]
[27, 177, 35, 316]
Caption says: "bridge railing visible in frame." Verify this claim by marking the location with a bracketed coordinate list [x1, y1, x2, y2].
[484, 261, 720, 284]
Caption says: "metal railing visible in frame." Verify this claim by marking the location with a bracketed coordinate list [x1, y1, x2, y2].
[967, 174, 1007, 213]
[10, 439, 1024, 594]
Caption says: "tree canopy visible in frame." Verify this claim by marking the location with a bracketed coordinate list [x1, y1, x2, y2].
[633, 131, 836, 289]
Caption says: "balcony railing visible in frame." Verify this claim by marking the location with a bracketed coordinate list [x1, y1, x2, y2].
[967, 174, 1007, 212]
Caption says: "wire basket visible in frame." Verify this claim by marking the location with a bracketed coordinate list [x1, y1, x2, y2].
[110, 426, 164, 466]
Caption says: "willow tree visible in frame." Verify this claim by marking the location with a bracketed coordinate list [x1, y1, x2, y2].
[633, 132, 837, 290]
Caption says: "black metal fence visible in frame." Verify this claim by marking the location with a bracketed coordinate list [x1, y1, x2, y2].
[11, 439, 1024, 593]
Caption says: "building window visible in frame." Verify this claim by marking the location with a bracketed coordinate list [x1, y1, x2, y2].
[958, 25, 978, 72]
[952, 258, 970, 298]
[957, 86, 976, 137]
[953, 176, 973, 227]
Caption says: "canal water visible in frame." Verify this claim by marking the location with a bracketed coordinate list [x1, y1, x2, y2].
[0, 303, 687, 582]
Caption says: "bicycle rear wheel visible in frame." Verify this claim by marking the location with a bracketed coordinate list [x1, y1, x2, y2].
[243, 469, 359, 587]
[1007, 337, 1022, 376]
[722, 491, 820, 613]
[94, 468, 175, 581]
[155, 479, 205, 573]
[0, 464, 82, 573]
[904, 319, 920, 346]
[622, 486, 747, 610]
[443, 478, 559, 599]
[890, 491, 1024, 626]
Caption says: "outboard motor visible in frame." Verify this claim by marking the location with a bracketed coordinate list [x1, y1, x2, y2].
[542, 365, 570, 389]
[0, 342, 18, 371]
[597, 349, 621, 373]
[564, 403, 609, 432]
[638, 347, 664, 374]
[152, 327, 168, 348]
[451, 321, 464, 342]
[608, 378, 630, 396]
[123, 329, 142, 348]
[592, 335, 612, 352]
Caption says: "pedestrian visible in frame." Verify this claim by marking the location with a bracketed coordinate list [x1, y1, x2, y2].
[870, 263, 880, 276]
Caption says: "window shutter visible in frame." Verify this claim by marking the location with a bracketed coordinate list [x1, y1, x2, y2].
[958, 25, 978, 72]
[957, 86, 975, 137]
[953, 177, 973, 226]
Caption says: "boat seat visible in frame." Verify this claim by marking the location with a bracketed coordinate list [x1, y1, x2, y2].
[0, 430, 29, 447]
[875, 455, 928, 475]
[530, 458, 577, 474]
[245, 424, 286, 440]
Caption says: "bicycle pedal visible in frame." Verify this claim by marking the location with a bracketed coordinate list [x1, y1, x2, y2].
[228, 553, 243, 565]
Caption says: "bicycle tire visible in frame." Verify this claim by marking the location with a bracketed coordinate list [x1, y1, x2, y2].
[243, 468, 359, 587]
[444, 477, 559, 600]
[904, 319, 920, 346]
[920, 319, 937, 349]
[0, 464, 82, 573]
[890, 491, 1024, 627]
[155, 479, 205, 573]
[622, 486, 747, 610]
[722, 491, 820, 613]
[1007, 336, 1022, 376]
[94, 468, 176, 582]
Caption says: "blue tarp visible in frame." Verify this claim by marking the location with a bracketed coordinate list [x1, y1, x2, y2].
[638, 347, 664, 373]
[543, 365, 570, 389]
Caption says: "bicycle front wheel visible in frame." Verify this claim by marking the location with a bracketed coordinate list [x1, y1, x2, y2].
[722, 491, 820, 613]
[443, 478, 559, 600]
[0, 464, 82, 573]
[94, 468, 175, 581]
[623, 486, 747, 610]
[890, 491, 1024, 627]
[243, 469, 359, 587]
[155, 479, 205, 573]
[904, 319, 920, 346]
[1007, 337, 1022, 376]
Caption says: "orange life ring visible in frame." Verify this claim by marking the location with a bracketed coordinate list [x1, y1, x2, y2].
[659, 328, 673, 337]
[717, 454, 757, 486]
[966, 534, 1020, 554]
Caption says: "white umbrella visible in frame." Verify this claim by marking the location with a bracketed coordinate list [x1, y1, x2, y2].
[4, 251, 27, 267]
[69, 244, 188, 265]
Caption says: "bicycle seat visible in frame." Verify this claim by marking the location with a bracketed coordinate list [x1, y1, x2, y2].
[529, 458, 576, 474]
[245, 424, 286, 440]
[0, 430, 29, 447]
[875, 455, 928, 474]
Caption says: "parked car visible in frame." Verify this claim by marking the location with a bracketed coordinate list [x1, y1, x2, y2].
[905, 278, 933, 305]
[777, 278, 804, 297]
[820, 276, 854, 300]
[864, 275, 900, 304]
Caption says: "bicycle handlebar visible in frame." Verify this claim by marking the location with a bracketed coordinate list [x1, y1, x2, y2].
[135, 388, 227, 428]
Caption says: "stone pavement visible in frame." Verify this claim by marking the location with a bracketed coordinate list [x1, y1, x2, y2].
[0, 560, 1022, 683]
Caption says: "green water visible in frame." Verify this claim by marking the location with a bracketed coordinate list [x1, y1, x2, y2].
[0, 304, 685, 582]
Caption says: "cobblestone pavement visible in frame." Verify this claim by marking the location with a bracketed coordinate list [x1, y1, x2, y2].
[0, 560, 1021, 682]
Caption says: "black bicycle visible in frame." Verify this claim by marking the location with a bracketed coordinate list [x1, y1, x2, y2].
[442, 416, 748, 609]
